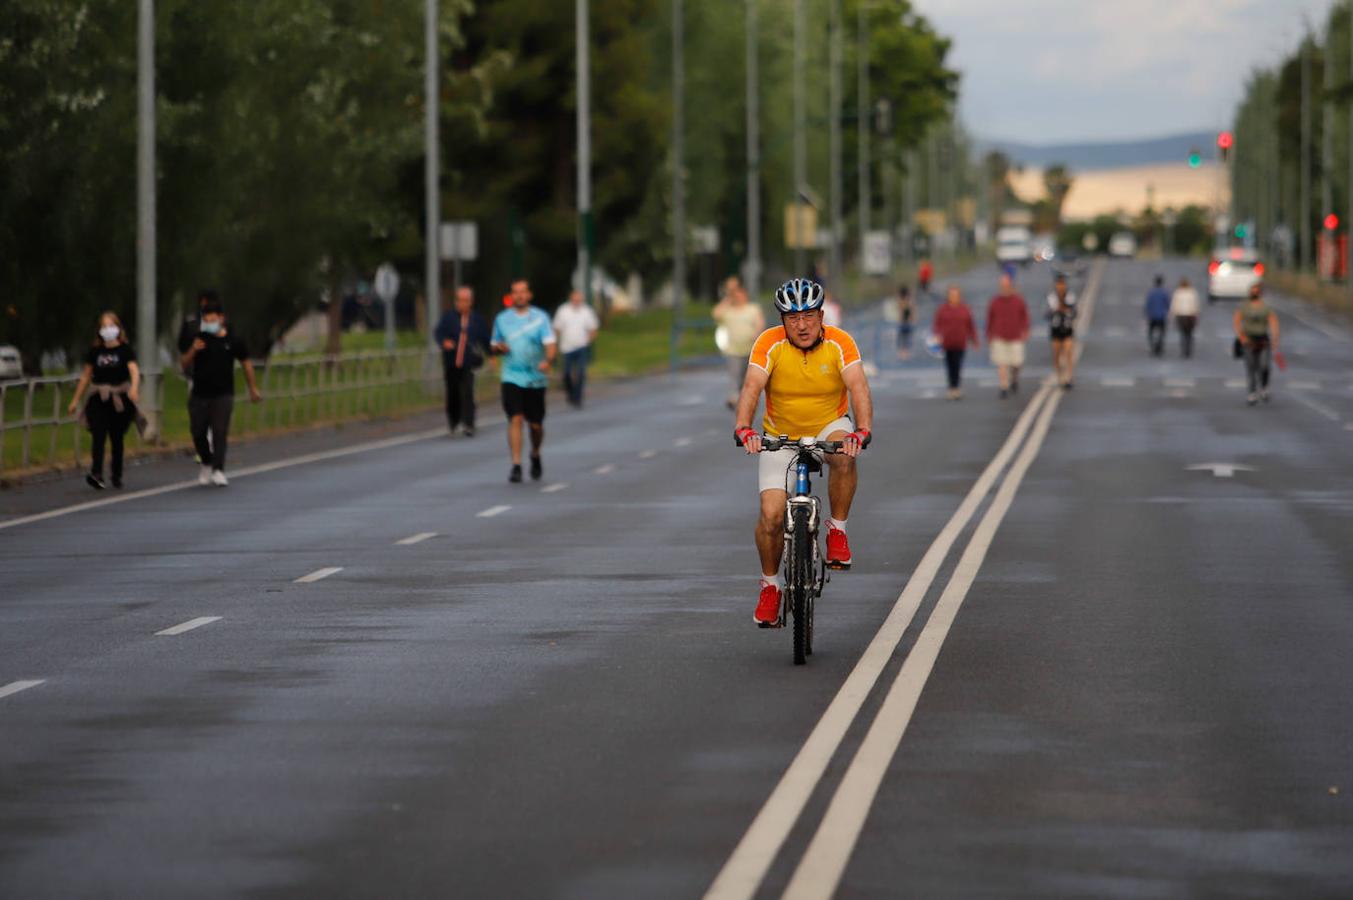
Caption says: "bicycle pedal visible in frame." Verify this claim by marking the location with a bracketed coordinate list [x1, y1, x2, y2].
[757, 620, 784, 630]
[825, 560, 851, 571]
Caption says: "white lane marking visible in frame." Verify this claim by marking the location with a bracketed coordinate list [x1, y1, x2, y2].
[0, 680, 45, 699]
[0, 427, 448, 532]
[1268, 297, 1352, 342]
[782, 386, 1068, 900]
[541, 482, 569, 493]
[1104, 325, 1127, 337]
[704, 257, 1104, 900]
[977, 379, 997, 388]
[476, 505, 511, 518]
[156, 616, 222, 636]
[1165, 389, 1193, 399]
[918, 391, 939, 400]
[1345, 423, 1353, 431]
[1187, 463, 1256, 478]
[638, 449, 658, 460]
[674, 437, 693, 448]
[678, 394, 705, 406]
[294, 566, 343, 584]
[1225, 378, 1247, 389]
[395, 532, 437, 546]
[1291, 392, 1343, 422]
[703, 386, 1056, 900]
[593, 463, 617, 475]
[1164, 377, 1196, 388]
[1100, 377, 1136, 388]
[1290, 380, 1322, 391]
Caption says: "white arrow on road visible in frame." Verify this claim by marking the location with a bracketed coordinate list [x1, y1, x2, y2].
[1187, 463, 1256, 479]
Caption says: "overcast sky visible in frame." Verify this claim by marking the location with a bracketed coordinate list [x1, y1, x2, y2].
[916, 0, 1333, 145]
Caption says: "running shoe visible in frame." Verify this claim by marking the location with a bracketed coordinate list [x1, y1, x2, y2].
[826, 526, 852, 570]
[199, 465, 213, 486]
[211, 469, 229, 487]
[509, 464, 523, 483]
[85, 473, 105, 490]
[1247, 393, 1258, 406]
[530, 455, 542, 481]
[754, 583, 782, 627]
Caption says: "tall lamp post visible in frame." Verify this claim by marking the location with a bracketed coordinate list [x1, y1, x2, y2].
[137, 0, 158, 435]
[745, 0, 761, 300]
[577, 0, 593, 307]
[670, 0, 685, 373]
[425, 0, 441, 346]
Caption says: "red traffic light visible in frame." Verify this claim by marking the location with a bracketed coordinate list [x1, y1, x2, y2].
[1217, 131, 1234, 150]
[1325, 213, 1340, 231]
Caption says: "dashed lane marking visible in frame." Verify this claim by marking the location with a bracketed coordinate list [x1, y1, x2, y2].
[156, 616, 222, 636]
[1164, 377, 1196, 388]
[395, 532, 437, 546]
[1290, 380, 1321, 391]
[541, 482, 569, 493]
[0, 680, 45, 700]
[674, 437, 693, 448]
[1100, 377, 1135, 387]
[476, 505, 511, 518]
[593, 463, 618, 475]
[1225, 378, 1247, 389]
[294, 567, 343, 584]
[638, 450, 658, 460]
[1291, 392, 1343, 423]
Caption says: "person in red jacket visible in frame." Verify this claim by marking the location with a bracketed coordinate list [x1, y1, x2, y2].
[932, 285, 980, 400]
[918, 258, 935, 301]
[985, 273, 1030, 399]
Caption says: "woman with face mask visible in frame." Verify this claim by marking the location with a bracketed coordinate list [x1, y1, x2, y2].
[67, 312, 143, 489]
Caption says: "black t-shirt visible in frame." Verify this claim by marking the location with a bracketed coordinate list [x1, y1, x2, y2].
[188, 331, 249, 397]
[177, 317, 201, 354]
[85, 343, 137, 386]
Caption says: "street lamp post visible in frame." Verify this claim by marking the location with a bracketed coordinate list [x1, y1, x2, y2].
[137, 0, 158, 436]
[671, 0, 685, 373]
[1301, 36, 1311, 271]
[857, 2, 869, 269]
[577, 0, 593, 307]
[746, 0, 761, 301]
[425, 0, 441, 346]
[829, 0, 843, 289]
[793, 0, 806, 276]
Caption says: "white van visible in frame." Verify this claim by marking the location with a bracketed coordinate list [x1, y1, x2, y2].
[995, 226, 1033, 266]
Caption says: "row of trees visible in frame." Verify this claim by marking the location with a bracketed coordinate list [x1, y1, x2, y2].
[1, 0, 958, 370]
[1231, 1, 1353, 271]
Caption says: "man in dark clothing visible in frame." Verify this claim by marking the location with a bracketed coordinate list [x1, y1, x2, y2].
[179, 301, 262, 486]
[434, 286, 491, 436]
[1145, 275, 1171, 357]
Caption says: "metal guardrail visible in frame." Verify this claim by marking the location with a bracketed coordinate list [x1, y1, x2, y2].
[0, 348, 440, 476]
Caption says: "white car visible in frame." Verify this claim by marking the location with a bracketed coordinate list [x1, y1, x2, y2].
[995, 226, 1033, 266]
[1208, 249, 1264, 302]
[1108, 232, 1138, 258]
[0, 345, 22, 381]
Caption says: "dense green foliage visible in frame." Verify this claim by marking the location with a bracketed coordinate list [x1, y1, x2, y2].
[1, 0, 957, 371]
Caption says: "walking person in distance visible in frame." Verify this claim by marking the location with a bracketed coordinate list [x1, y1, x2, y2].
[1233, 283, 1280, 406]
[1170, 276, 1200, 358]
[180, 300, 263, 486]
[1145, 274, 1170, 357]
[896, 285, 915, 360]
[985, 273, 1030, 399]
[67, 312, 143, 490]
[491, 280, 557, 483]
[435, 286, 491, 436]
[712, 276, 765, 409]
[933, 285, 979, 400]
[552, 289, 600, 408]
[1047, 274, 1078, 389]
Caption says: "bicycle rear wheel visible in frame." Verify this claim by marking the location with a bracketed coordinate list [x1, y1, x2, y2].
[790, 507, 811, 665]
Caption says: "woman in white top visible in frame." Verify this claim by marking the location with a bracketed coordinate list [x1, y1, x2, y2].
[1169, 276, 1201, 358]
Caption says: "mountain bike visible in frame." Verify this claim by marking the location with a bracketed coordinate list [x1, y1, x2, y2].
[737, 433, 869, 665]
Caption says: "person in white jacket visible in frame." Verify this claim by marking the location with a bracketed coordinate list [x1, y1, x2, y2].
[1169, 277, 1201, 358]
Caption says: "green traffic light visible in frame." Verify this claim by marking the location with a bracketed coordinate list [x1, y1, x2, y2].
[1188, 152, 1201, 169]
[1234, 224, 1247, 239]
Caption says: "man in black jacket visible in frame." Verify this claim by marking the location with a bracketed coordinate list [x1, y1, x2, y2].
[434, 287, 491, 436]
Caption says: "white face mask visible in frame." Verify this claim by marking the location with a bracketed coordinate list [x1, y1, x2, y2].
[99, 326, 120, 342]
[201, 320, 222, 335]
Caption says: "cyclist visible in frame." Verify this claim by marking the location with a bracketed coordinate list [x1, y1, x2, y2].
[734, 279, 874, 627]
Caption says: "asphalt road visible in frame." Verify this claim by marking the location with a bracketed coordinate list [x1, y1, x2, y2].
[3, 258, 1352, 899]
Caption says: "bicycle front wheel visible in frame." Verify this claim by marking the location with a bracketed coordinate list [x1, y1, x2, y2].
[790, 506, 812, 666]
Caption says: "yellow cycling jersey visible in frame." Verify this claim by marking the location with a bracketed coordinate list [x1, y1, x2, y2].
[748, 325, 862, 439]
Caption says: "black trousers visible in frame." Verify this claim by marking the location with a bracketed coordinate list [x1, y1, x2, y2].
[1148, 320, 1166, 355]
[443, 364, 476, 429]
[1176, 315, 1197, 357]
[86, 397, 131, 480]
[189, 394, 234, 470]
[944, 349, 965, 389]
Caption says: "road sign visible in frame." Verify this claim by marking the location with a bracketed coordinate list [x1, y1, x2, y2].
[784, 203, 818, 250]
[863, 230, 892, 275]
[373, 264, 400, 303]
[439, 221, 478, 261]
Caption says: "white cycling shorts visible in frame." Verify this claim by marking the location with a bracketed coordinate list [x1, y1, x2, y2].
[757, 416, 854, 494]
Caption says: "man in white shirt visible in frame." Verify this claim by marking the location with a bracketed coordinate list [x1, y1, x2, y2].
[553, 290, 601, 408]
[1169, 276, 1201, 358]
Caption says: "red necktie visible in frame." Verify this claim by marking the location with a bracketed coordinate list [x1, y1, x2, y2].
[454, 314, 468, 367]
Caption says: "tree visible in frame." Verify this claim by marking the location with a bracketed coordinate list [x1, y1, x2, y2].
[1042, 163, 1074, 232]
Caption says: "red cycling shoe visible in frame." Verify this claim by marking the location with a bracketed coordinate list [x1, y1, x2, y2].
[826, 526, 852, 570]
[754, 583, 782, 627]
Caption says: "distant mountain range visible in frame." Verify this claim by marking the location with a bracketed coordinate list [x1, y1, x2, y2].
[978, 131, 1217, 172]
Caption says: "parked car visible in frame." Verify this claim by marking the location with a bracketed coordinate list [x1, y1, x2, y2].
[1108, 232, 1138, 258]
[1208, 248, 1265, 303]
[0, 345, 22, 381]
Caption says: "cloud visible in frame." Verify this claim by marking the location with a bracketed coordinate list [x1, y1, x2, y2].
[915, 0, 1331, 141]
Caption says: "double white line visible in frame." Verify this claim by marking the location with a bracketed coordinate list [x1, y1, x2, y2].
[705, 260, 1102, 900]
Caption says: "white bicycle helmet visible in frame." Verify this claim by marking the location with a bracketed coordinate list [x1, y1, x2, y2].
[773, 278, 826, 314]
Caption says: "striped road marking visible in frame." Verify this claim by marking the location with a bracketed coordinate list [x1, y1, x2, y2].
[476, 505, 511, 518]
[156, 617, 222, 636]
[295, 567, 343, 584]
[0, 680, 45, 700]
[395, 532, 437, 546]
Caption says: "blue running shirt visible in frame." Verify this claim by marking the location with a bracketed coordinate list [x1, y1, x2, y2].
[492, 306, 556, 389]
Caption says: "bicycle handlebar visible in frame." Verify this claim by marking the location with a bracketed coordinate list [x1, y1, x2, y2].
[734, 432, 871, 453]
